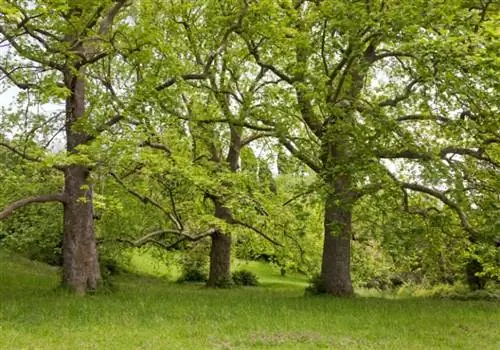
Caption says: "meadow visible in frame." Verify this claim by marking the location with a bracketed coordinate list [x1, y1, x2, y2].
[0, 250, 499, 349]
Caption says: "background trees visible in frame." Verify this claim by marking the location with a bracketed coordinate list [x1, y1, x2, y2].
[1, 0, 498, 295]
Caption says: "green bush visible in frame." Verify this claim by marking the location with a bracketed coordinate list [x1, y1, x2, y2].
[0, 205, 62, 266]
[176, 243, 209, 283]
[396, 283, 500, 300]
[232, 270, 259, 286]
[177, 267, 208, 283]
[305, 273, 326, 294]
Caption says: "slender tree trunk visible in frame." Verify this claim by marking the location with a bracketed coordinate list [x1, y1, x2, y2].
[60, 64, 100, 294]
[207, 203, 233, 287]
[321, 191, 354, 296]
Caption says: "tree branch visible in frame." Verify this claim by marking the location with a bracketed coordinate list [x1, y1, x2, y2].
[400, 181, 478, 237]
[396, 113, 451, 123]
[0, 194, 66, 220]
[280, 138, 321, 173]
[379, 78, 420, 107]
[0, 66, 35, 90]
[241, 132, 275, 146]
[232, 219, 283, 247]
[99, 0, 130, 35]
[110, 172, 182, 230]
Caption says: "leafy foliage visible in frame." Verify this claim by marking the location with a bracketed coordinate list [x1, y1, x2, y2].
[232, 269, 259, 286]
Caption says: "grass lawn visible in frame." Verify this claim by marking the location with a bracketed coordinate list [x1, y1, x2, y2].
[0, 250, 499, 349]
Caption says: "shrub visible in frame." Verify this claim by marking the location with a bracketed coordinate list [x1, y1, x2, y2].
[177, 267, 208, 283]
[232, 269, 259, 286]
[305, 273, 326, 294]
[177, 243, 209, 283]
[396, 283, 500, 300]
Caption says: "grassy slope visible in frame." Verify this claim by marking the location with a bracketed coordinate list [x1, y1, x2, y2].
[0, 250, 499, 350]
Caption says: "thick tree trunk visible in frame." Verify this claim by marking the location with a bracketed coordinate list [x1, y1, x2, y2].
[60, 62, 101, 294]
[207, 203, 232, 287]
[207, 230, 232, 287]
[320, 192, 354, 296]
[206, 125, 241, 288]
[62, 165, 100, 294]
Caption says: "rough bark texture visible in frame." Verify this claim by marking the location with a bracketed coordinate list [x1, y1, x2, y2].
[321, 192, 354, 296]
[319, 135, 356, 296]
[207, 203, 233, 287]
[207, 233, 232, 287]
[62, 165, 100, 294]
[206, 125, 241, 288]
[60, 63, 100, 294]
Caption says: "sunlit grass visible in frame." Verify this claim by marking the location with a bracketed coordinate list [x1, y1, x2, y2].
[1, 250, 499, 349]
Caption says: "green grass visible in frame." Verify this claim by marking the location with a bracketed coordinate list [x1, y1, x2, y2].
[1, 250, 499, 349]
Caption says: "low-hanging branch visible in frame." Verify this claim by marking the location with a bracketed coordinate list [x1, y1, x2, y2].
[400, 181, 478, 238]
[115, 227, 217, 250]
[232, 219, 283, 247]
[0, 140, 65, 171]
[110, 172, 183, 231]
[401, 188, 442, 218]
[0, 194, 66, 220]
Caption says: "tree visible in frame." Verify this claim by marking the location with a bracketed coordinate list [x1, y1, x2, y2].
[0, 0, 132, 294]
[102, 0, 284, 287]
[236, 0, 499, 295]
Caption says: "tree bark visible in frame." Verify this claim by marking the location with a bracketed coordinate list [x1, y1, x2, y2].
[206, 125, 241, 288]
[207, 203, 232, 287]
[60, 61, 100, 294]
[62, 165, 100, 294]
[319, 135, 356, 296]
[321, 191, 354, 296]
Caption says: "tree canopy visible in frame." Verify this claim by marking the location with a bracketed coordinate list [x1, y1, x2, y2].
[1, 0, 498, 295]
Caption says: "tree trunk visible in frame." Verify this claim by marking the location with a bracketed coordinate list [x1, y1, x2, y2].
[207, 203, 232, 287]
[320, 192, 354, 296]
[62, 165, 100, 294]
[206, 125, 241, 288]
[60, 63, 100, 294]
[207, 230, 232, 287]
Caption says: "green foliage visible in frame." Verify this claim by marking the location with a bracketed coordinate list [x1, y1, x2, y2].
[232, 269, 259, 286]
[397, 283, 500, 301]
[305, 273, 326, 295]
[177, 267, 207, 283]
[177, 244, 209, 283]
[1, 0, 499, 297]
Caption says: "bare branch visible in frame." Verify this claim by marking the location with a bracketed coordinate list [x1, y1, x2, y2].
[282, 188, 315, 206]
[244, 38, 295, 84]
[0, 24, 64, 71]
[373, 50, 416, 61]
[0, 194, 66, 220]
